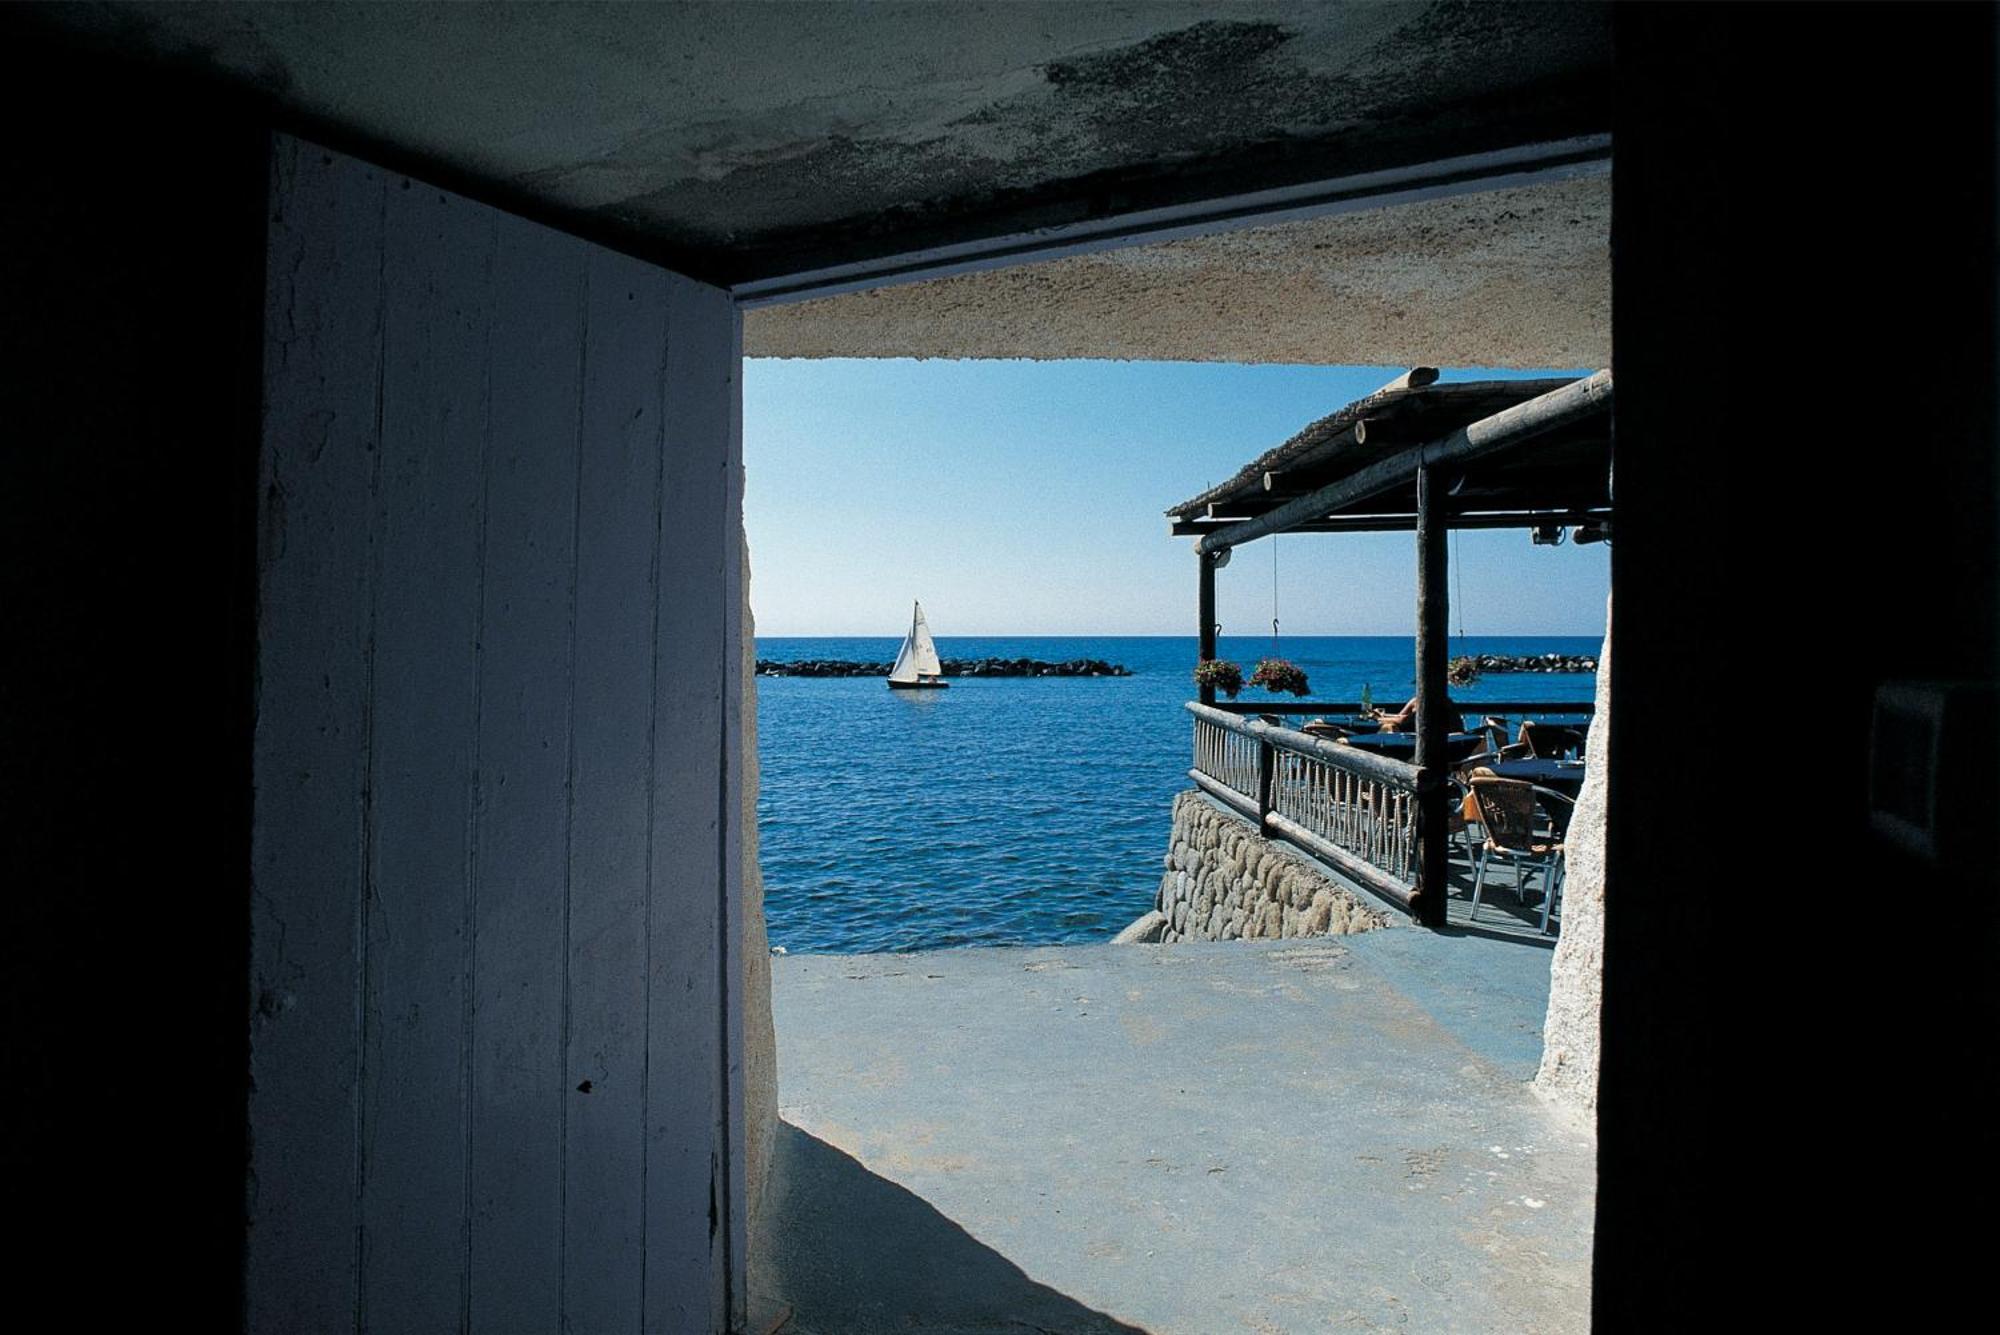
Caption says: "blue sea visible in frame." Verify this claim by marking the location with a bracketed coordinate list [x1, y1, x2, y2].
[756, 635, 1601, 953]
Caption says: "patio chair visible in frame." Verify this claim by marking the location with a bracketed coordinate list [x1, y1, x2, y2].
[1469, 777, 1573, 932]
[1452, 749, 1494, 775]
[1521, 721, 1585, 760]
[1301, 719, 1350, 741]
[1526, 786, 1577, 931]
[1446, 775, 1483, 866]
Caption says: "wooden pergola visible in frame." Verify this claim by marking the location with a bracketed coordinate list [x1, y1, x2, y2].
[1167, 368, 1614, 927]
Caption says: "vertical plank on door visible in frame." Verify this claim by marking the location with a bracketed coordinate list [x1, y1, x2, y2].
[360, 180, 494, 1333]
[562, 250, 670, 1332]
[247, 137, 385, 1334]
[467, 212, 585, 1331]
[645, 273, 735, 1331]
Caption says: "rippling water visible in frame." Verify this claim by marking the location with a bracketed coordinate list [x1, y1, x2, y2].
[756, 635, 1601, 953]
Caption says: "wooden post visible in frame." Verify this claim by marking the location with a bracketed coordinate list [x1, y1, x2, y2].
[1197, 548, 1218, 704]
[1413, 462, 1450, 927]
[1256, 738, 1275, 825]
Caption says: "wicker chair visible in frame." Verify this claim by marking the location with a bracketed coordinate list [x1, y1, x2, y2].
[1446, 775, 1483, 865]
[1521, 720, 1585, 760]
[1469, 777, 1573, 932]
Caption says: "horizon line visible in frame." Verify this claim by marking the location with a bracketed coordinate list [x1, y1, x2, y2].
[753, 630, 1609, 639]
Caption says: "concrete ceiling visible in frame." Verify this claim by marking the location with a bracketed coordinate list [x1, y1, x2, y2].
[744, 172, 1609, 367]
[21, 2, 1610, 367]
[24, 1, 1612, 288]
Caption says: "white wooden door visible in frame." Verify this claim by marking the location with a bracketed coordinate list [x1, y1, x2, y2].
[247, 136, 742, 1333]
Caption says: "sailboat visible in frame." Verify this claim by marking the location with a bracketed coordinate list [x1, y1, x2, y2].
[886, 601, 949, 690]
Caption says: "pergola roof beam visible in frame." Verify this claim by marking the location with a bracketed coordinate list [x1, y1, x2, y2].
[1193, 370, 1613, 555]
[1170, 506, 1612, 537]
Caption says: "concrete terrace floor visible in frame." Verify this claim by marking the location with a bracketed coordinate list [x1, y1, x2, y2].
[753, 929, 1592, 1333]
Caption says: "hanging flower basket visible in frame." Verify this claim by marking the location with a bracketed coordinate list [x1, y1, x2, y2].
[1447, 655, 1482, 686]
[1250, 657, 1311, 697]
[1193, 658, 1244, 699]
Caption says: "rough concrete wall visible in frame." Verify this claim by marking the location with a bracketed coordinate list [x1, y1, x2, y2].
[746, 176, 1609, 369]
[1156, 791, 1388, 942]
[740, 537, 777, 1240]
[1536, 597, 1609, 1113]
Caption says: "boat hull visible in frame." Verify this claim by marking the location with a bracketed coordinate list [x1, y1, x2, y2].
[887, 678, 949, 690]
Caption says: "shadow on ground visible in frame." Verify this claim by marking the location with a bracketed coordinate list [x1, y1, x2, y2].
[753, 1120, 1147, 1334]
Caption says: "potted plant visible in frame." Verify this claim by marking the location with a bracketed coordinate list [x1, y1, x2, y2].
[1193, 658, 1244, 699]
[1250, 657, 1311, 697]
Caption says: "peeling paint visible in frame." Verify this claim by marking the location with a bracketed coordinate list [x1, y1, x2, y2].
[29, 2, 1610, 261]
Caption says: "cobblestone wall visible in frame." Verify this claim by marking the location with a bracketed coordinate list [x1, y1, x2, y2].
[1156, 790, 1388, 942]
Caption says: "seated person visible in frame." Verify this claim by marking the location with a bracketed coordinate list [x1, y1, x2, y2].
[1371, 693, 1466, 734]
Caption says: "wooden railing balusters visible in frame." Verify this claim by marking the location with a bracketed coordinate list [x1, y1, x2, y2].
[1183, 701, 1425, 917]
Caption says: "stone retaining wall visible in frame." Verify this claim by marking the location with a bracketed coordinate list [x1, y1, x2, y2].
[1155, 790, 1388, 942]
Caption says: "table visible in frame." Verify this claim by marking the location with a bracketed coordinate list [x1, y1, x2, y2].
[1339, 731, 1485, 762]
[1484, 758, 1588, 797]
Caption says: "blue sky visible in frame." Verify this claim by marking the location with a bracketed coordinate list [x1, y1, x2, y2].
[743, 359, 1609, 638]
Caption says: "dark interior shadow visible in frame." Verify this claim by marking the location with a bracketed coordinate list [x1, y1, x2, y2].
[752, 1120, 1149, 1334]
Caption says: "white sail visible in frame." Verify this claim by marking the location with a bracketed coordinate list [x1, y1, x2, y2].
[910, 603, 943, 677]
[888, 601, 942, 683]
[888, 625, 919, 682]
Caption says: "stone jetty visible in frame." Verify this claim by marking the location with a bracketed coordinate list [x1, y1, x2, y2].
[755, 656, 1132, 679]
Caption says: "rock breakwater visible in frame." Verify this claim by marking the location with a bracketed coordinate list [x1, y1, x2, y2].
[756, 656, 1132, 678]
[1467, 652, 1597, 673]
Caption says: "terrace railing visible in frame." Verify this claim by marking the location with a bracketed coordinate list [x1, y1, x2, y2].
[1270, 746, 1415, 882]
[1203, 698, 1595, 725]
[1190, 704, 1265, 806]
[1186, 701, 1427, 911]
